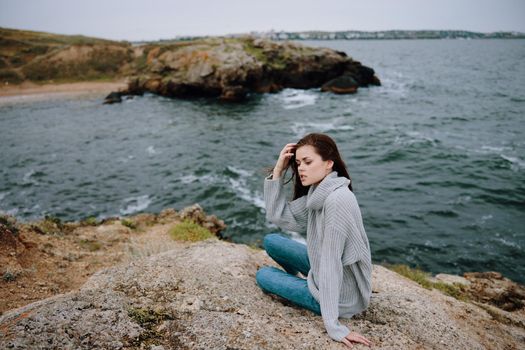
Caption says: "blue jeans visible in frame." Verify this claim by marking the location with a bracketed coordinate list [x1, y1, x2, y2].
[256, 233, 321, 315]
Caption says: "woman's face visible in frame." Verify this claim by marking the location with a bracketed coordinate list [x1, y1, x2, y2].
[295, 145, 333, 186]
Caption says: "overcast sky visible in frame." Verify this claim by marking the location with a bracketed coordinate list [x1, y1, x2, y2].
[1, 0, 524, 41]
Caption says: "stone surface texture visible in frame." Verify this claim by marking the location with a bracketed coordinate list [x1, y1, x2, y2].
[1, 239, 523, 350]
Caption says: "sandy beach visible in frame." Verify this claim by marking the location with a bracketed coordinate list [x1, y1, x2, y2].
[0, 81, 128, 104]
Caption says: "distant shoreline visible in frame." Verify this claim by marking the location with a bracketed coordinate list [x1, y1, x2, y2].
[0, 81, 127, 103]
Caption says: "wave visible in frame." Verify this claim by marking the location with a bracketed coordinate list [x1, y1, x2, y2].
[500, 154, 525, 171]
[22, 169, 37, 185]
[376, 71, 409, 98]
[180, 174, 221, 185]
[481, 145, 510, 153]
[146, 145, 158, 155]
[492, 237, 522, 250]
[0, 192, 7, 202]
[447, 195, 472, 206]
[226, 165, 252, 178]
[394, 131, 439, 147]
[0, 207, 19, 216]
[226, 166, 265, 209]
[279, 89, 317, 109]
[179, 166, 265, 209]
[291, 121, 354, 139]
[120, 195, 152, 215]
[460, 145, 524, 171]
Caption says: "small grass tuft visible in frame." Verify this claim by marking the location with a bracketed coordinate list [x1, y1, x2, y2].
[44, 215, 62, 227]
[169, 220, 214, 242]
[2, 270, 20, 282]
[79, 239, 102, 252]
[31, 216, 63, 235]
[121, 219, 137, 230]
[388, 264, 433, 289]
[127, 307, 172, 346]
[386, 264, 468, 301]
[0, 214, 19, 235]
[81, 217, 98, 226]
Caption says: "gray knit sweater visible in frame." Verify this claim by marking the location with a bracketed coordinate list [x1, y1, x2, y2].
[264, 171, 372, 341]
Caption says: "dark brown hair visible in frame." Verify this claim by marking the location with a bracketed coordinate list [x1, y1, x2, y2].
[283, 133, 353, 199]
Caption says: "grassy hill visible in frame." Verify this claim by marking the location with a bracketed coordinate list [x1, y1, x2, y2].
[0, 27, 134, 84]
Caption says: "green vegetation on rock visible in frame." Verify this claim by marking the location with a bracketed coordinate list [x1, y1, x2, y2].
[387, 264, 468, 301]
[127, 307, 172, 346]
[78, 239, 102, 252]
[0, 214, 19, 236]
[121, 219, 137, 230]
[81, 217, 99, 226]
[169, 220, 215, 242]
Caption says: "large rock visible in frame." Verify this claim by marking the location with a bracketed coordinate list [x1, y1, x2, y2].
[321, 75, 359, 94]
[1, 239, 523, 349]
[117, 37, 380, 101]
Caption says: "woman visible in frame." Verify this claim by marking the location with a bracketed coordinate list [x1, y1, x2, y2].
[256, 133, 372, 348]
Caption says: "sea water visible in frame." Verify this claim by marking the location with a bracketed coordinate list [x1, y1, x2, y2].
[1, 39, 524, 282]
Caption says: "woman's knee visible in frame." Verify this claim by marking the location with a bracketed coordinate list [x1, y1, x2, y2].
[255, 266, 278, 291]
[263, 233, 283, 253]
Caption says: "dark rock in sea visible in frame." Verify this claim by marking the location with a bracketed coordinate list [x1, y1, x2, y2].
[321, 75, 359, 94]
[112, 37, 381, 102]
[103, 91, 122, 104]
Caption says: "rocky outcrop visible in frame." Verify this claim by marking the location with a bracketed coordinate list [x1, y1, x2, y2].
[1, 28, 380, 102]
[112, 37, 380, 102]
[1, 238, 523, 349]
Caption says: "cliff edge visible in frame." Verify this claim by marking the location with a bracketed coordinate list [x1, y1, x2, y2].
[1, 209, 524, 349]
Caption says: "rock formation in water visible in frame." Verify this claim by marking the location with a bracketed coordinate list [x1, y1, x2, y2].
[113, 37, 380, 102]
[1, 221, 524, 349]
[0, 28, 381, 103]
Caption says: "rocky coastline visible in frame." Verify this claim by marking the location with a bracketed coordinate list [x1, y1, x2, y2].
[1, 207, 524, 349]
[1, 28, 380, 104]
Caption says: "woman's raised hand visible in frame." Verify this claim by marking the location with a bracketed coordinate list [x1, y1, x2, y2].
[273, 143, 297, 179]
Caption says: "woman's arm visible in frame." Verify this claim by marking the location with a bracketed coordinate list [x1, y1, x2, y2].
[318, 224, 350, 341]
[264, 174, 308, 233]
[319, 191, 372, 347]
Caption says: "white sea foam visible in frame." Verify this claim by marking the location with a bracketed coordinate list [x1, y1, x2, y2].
[279, 89, 317, 109]
[448, 195, 472, 206]
[493, 236, 521, 249]
[180, 175, 198, 184]
[377, 72, 408, 98]
[291, 122, 354, 139]
[227, 165, 252, 177]
[120, 195, 152, 215]
[22, 169, 37, 184]
[394, 131, 437, 146]
[481, 145, 508, 153]
[226, 166, 265, 209]
[146, 146, 158, 155]
[0, 208, 19, 216]
[228, 177, 265, 209]
[180, 174, 221, 185]
[181, 166, 265, 209]
[118, 155, 135, 163]
[497, 238, 521, 249]
[500, 154, 525, 170]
